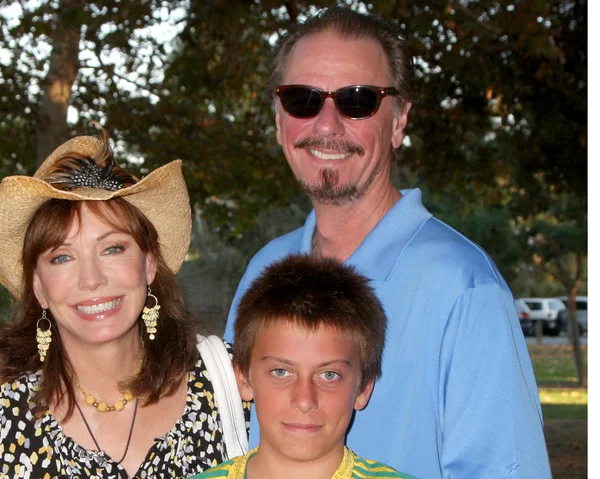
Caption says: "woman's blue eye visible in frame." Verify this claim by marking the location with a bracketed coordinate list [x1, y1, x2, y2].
[105, 245, 124, 255]
[50, 254, 70, 264]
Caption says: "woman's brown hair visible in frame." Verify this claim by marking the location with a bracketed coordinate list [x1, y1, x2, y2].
[0, 197, 198, 419]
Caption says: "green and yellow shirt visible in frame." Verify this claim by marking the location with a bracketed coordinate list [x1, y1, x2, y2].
[189, 446, 418, 479]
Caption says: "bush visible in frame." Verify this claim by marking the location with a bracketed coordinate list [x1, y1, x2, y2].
[0, 286, 14, 322]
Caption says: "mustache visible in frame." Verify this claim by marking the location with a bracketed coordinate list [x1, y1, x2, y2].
[294, 137, 364, 156]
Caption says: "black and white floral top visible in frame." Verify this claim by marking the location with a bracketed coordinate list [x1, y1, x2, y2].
[0, 346, 250, 479]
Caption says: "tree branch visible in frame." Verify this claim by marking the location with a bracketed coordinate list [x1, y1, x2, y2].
[448, 0, 503, 36]
[79, 61, 164, 101]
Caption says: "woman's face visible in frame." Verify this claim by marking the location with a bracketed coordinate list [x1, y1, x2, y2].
[32, 203, 157, 348]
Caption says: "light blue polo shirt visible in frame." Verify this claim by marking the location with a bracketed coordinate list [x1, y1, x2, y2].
[224, 189, 551, 479]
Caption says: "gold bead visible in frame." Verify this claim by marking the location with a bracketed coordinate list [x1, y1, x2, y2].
[85, 395, 96, 406]
[96, 402, 108, 412]
[114, 400, 125, 411]
[123, 392, 134, 402]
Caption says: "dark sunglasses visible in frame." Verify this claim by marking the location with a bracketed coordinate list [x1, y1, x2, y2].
[275, 84, 399, 120]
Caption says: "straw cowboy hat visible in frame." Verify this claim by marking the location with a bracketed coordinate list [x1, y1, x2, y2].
[0, 131, 192, 299]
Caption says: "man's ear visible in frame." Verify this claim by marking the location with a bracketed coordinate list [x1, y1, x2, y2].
[275, 111, 283, 146]
[354, 378, 375, 411]
[234, 364, 254, 402]
[391, 103, 412, 149]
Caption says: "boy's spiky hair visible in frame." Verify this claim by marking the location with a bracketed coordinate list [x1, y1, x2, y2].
[233, 254, 387, 391]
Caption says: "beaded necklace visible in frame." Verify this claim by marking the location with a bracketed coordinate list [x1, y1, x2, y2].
[73, 381, 134, 412]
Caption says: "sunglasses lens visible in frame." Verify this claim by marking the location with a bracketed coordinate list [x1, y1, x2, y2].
[336, 86, 378, 119]
[281, 87, 323, 118]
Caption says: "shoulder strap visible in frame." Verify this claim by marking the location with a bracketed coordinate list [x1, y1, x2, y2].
[196, 334, 249, 458]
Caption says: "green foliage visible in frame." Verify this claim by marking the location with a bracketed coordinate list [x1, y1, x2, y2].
[0, 285, 14, 322]
[0, 0, 586, 288]
[510, 259, 587, 298]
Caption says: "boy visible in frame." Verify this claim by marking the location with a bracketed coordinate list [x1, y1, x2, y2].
[191, 254, 417, 479]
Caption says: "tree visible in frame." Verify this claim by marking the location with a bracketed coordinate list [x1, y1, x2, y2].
[518, 193, 587, 386]
[0, 0, 188, 171]
[35, 0, 81, 164]
[0, 0, 586, 358]
[377, 0, 587, 385]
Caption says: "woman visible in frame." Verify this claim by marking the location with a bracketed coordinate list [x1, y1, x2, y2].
[0, 125, 247, 478]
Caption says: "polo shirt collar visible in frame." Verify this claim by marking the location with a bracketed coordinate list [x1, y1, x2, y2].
[298, 188, 432, 281]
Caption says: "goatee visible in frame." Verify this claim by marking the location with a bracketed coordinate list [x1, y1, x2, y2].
[297, 169, 360, 206]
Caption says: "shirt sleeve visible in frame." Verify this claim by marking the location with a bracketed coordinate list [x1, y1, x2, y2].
[438, 283, 551, 478]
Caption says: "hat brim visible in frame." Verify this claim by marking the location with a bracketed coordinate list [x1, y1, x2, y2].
[0, 160, 191, 298]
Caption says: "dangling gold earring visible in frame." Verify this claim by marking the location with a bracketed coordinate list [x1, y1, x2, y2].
[142, 286, 160, 340]
[36, 309, 52, 362]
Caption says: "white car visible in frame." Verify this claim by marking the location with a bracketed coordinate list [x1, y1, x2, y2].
[518, 298, 566, 336]
[514, 299, 535, 336]
[555, 296, 587, 335]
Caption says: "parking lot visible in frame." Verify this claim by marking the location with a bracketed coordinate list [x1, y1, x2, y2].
[525, 333, 587, 346]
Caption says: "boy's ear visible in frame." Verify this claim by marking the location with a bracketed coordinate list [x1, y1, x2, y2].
[234, 364, 254, 402]
[354, 379, 375, 411]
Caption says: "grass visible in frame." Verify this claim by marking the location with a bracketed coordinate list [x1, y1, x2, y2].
[528, 344, 585, 386]
[539, 388, 588, 419]
[528, 344, 587, 479]
[528, 344, 588, 418]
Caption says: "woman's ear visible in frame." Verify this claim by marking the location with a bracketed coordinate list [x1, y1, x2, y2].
[354, 378, 375, 411]
[32, 270, 48, 309]
[145, 253, 158, 285]
[234, 364, 254, 402]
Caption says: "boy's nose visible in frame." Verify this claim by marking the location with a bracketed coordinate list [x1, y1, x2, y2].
[291, 377, 318, 414]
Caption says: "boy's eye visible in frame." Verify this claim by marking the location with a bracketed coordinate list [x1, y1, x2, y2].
[270, 368, 290, 378]
[320, 371, 340, 381]
[50, 254, 71, 264]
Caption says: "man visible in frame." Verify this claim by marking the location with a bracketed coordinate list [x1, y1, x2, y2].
[224, 7, 551, 478]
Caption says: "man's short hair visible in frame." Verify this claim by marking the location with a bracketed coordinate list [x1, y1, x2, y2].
[233, 254, 387, 391]
[265, 6, 417, 114]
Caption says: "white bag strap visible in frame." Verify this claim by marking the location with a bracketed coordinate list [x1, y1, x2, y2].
[196, 334, 248, 458]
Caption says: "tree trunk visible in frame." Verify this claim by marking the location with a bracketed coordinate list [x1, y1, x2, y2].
[535, 320, 543, 345]
[36, 0, 81, 165]
[568, 282, 587, 387]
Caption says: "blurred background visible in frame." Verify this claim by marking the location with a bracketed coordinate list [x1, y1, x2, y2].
[0, 1, 587, 477]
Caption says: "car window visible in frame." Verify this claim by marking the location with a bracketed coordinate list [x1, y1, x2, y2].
[549, 300, 564, 310]
[576, 301, 587, 310]
[525, 301, 542, 311]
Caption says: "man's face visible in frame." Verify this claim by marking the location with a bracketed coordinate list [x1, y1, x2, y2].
[275, 31, 410, 206]
[235, 321, 373, 464]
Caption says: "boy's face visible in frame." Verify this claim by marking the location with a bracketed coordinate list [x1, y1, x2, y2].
[235, 320, 374, 464]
